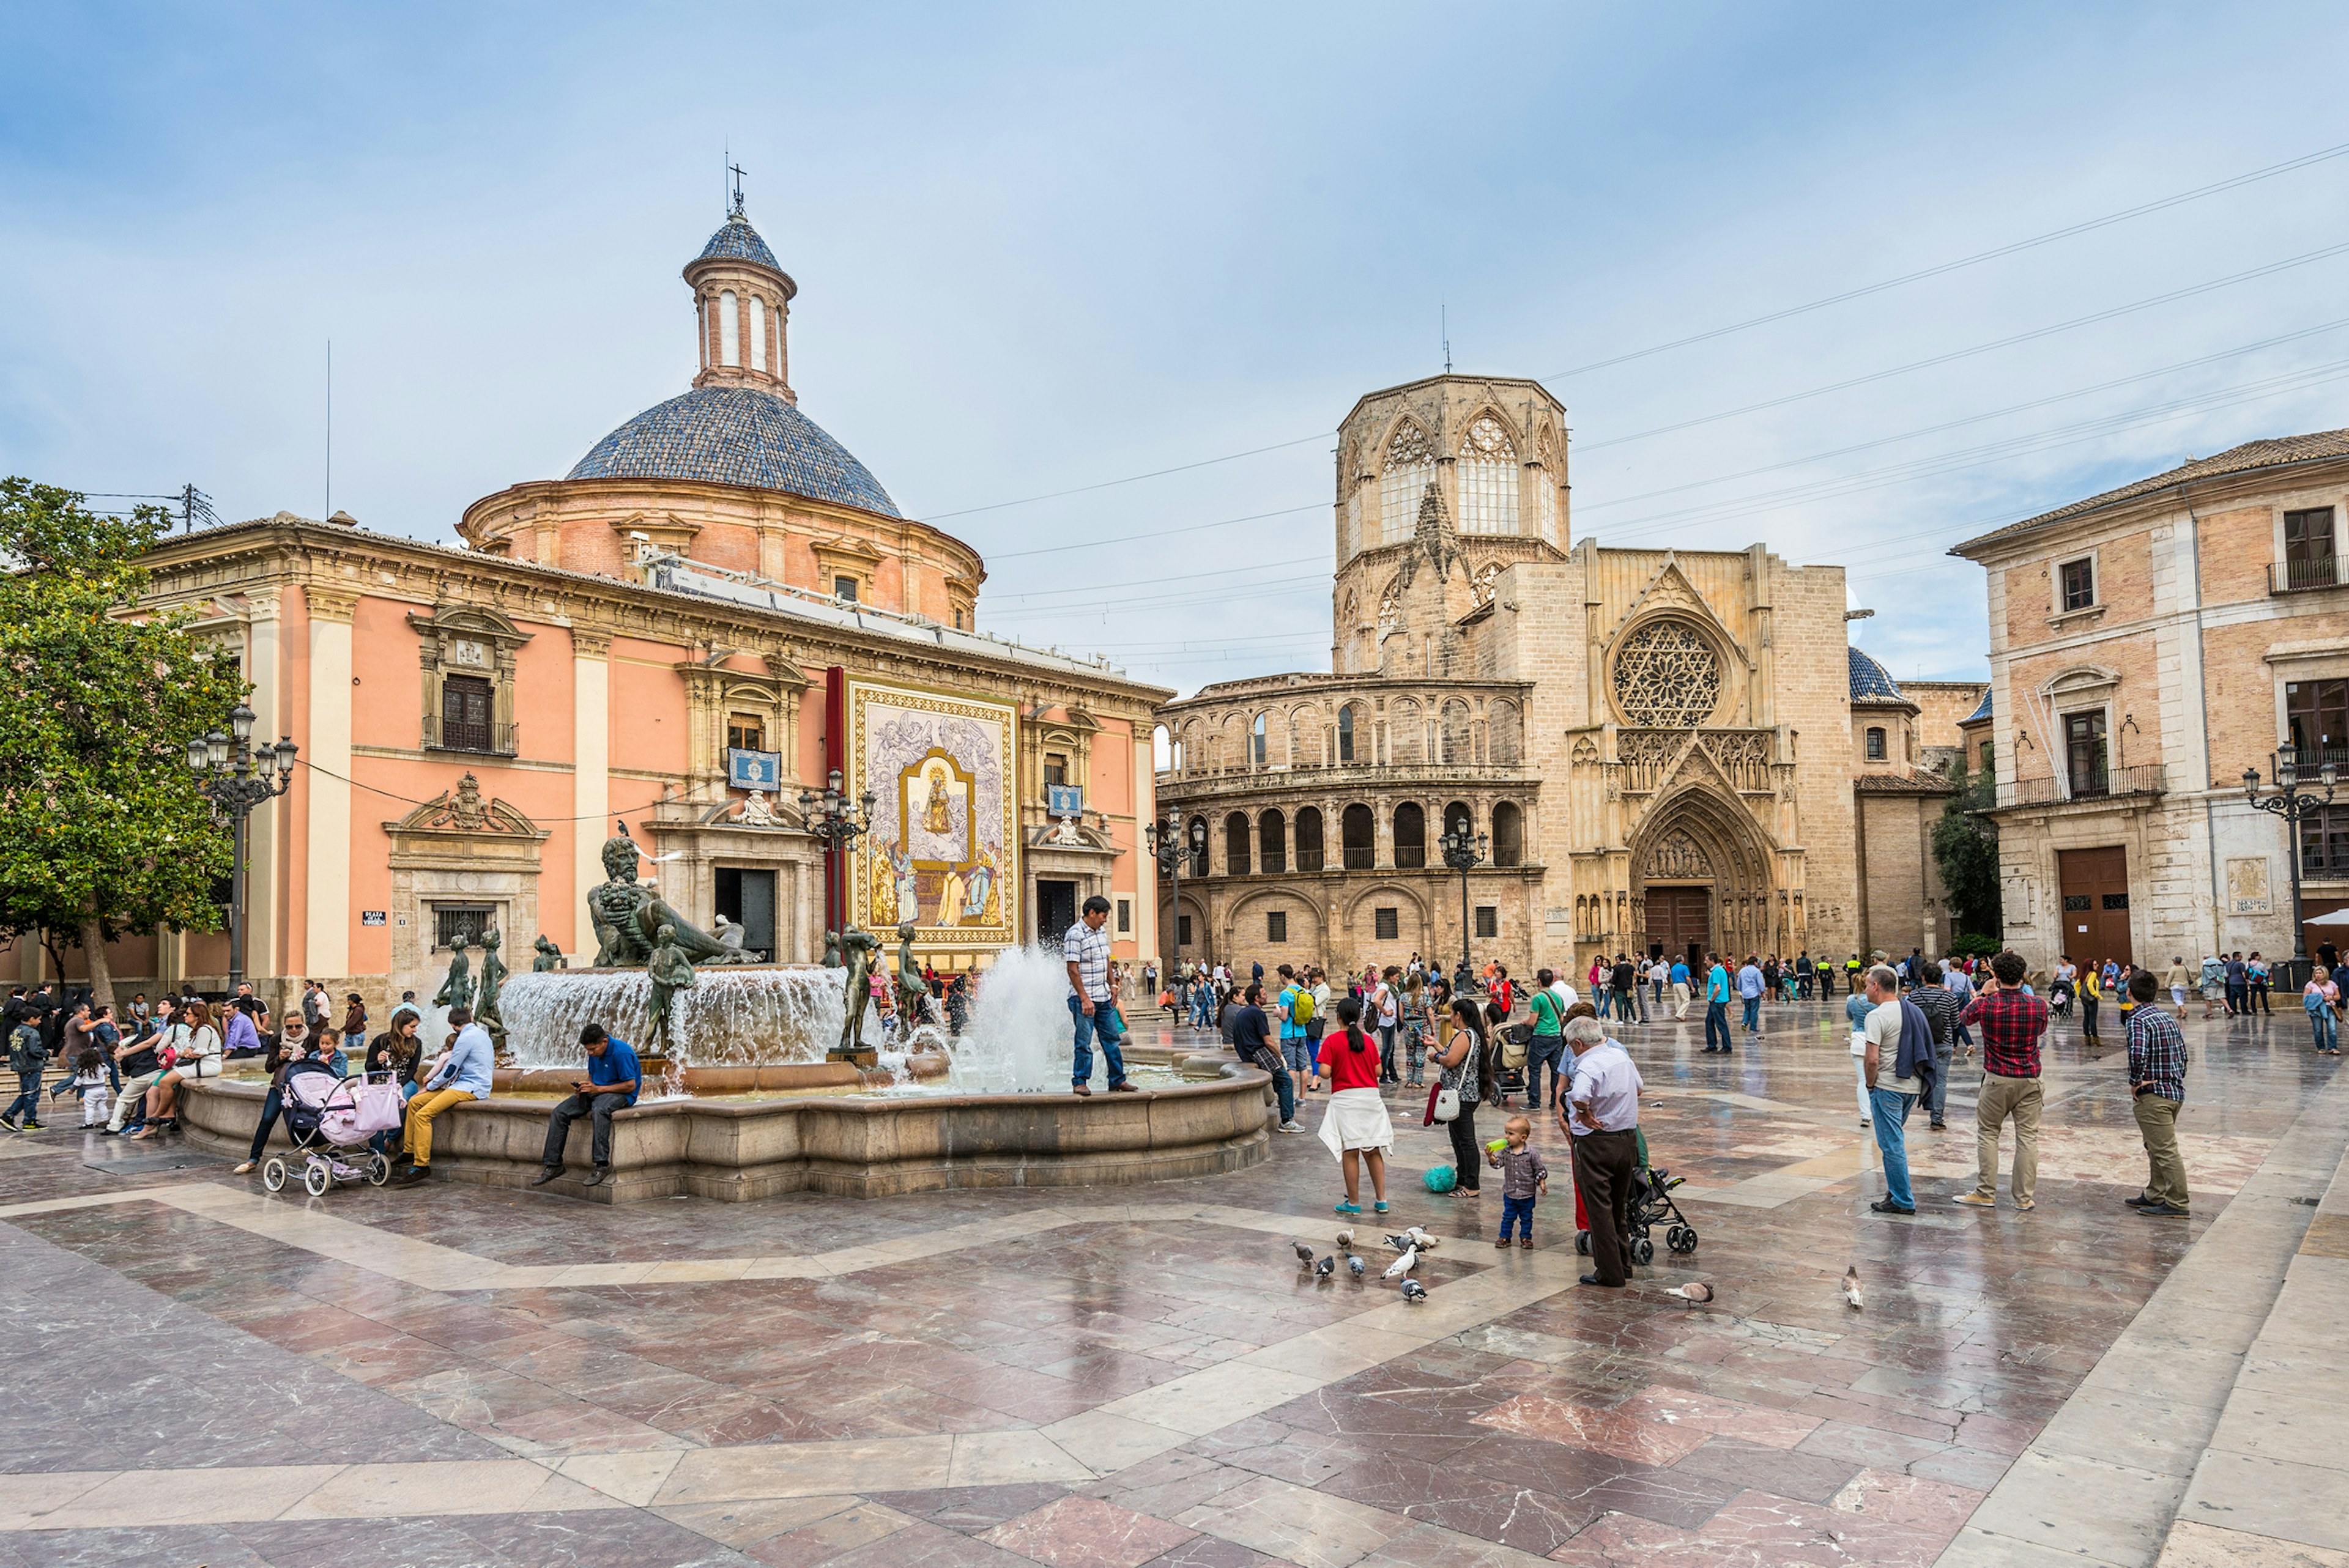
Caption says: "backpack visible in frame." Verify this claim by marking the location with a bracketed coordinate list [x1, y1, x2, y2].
[1290, 988, 1315, 1026]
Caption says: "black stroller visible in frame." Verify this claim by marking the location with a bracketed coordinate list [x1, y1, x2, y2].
[1575, 1130, 1700, 1264]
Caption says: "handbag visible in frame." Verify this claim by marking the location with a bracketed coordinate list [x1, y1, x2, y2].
[1429, 1081, 1459, 1123]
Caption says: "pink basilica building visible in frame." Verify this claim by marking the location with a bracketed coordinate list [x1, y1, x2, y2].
[34, 200, 1167, 1015]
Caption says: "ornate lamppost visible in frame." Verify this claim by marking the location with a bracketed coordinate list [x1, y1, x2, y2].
[185, 703, 297, 991]
[1437, 822, 1488, 982]
[2244, 742, 2338, 983]
[1145, 810, 1208, 989]
[797, 767, 878, 944]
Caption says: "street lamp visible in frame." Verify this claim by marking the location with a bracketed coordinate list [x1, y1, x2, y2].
[796, 767, 878, 945]
[2245, 742, 2339, 981]
[1436, 821, 1488, 982]
[1144, 810, 1208, 989]
[185, 702, 297, 991]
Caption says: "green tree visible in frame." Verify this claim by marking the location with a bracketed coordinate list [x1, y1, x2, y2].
[0, 479, 245, 1010]
[1932, 758, 2002, 942]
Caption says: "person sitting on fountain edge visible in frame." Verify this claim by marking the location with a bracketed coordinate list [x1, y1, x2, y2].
[532, 1023, 641, 1191]
[1065, 894, 1137, 1096]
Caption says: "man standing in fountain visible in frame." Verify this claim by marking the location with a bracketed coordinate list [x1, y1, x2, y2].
[530, 1023, 640, 1191]
[1065, 895, 1135, 1097]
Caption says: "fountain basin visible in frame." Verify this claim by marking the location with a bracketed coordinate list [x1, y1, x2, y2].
[486, 1055, 952, 1095]
[178, 1066, 1274, 1203]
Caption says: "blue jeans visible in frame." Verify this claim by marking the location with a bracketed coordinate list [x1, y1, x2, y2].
[1741, 995, 1761, 1033]
[1926, 1046, 1953, 1120]
[1870, 1087, 1916, 1208]
[1192, 992, 1214, 1027]
[2311, 1005, 2339, 1051]
[5, 1070, 41, 1124]
[1267, 1062, 1296, 1123]
[1499, 1193, 1536, 1241]
[1704, 1001, 1731, 1049]
[1595, 988, 1613, 1019]
[1526, 1037, 1566, 1109]
[1069, 996, 1127, 1087]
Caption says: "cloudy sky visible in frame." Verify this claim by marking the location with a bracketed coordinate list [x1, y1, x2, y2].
[6, 3, 2348, 695]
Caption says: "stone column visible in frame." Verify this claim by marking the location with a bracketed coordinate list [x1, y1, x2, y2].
[303, 586, 358, 982]
[243, 588, 287, 997]
[573, 629, 612, 955]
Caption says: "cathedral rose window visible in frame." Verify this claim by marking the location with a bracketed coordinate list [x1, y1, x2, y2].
[1612, 621, 1722, 727]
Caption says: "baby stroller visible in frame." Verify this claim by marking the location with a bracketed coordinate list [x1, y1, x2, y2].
[1574, 1133, 1700, 1264]
[263, 1065, 405, 1197]
[1493, 1023, 1531, 1107]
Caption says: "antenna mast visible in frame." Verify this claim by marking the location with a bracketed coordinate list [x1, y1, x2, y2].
[1441, 303, 1452, 374]
[325, 339, 333, 519]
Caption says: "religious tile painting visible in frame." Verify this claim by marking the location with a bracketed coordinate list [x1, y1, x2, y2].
[845, 676, 1019, 953]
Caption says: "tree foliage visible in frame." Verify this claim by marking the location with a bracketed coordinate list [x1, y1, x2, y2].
[0, 478, 245, 1004]
[1932, 760, 2002, 942]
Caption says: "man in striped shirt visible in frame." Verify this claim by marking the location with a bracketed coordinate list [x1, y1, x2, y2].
[2124, 969, 2190, 1216]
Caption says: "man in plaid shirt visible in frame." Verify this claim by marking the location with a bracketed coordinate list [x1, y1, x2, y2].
[1064, 895, 1135, 1097]
[1954, 950, 2047, 1210]
[2123, 969, 2189, 1216]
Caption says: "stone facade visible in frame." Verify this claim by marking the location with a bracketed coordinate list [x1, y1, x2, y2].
[1157, 372, 1960, 980]
[1953, 429, 2349, 971]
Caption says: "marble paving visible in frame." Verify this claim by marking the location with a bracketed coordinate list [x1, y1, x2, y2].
[0, 996, 2339, 1567]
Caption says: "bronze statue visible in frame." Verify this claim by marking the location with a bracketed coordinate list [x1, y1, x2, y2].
[532, 934, 566, 972]
[822, 930, 843, 969]
[892, 920, 927, 1035]
[586, 832, 753, 967]
[433, 941, 473, 1013]
[646, 923, 696, 1054]
[475, 929, 509, 1032]
[838, 928, 880, 1058]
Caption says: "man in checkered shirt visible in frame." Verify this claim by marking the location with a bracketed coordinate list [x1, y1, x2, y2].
[1064, 895, 1136, 1096]
[2123, 969, 2191, 1216]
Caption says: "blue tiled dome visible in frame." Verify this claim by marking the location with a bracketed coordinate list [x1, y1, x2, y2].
[1962, 687, 1992, 723]
[568, 386, 901, 517]
[1848, 646, 1904, 702]
[699, 213, 780, 271]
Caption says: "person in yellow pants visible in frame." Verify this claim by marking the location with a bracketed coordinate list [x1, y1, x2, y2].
[399, 1005, 494, 1184]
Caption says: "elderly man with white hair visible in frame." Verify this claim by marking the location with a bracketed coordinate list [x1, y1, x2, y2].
[1560, 1016, 1642, 1288]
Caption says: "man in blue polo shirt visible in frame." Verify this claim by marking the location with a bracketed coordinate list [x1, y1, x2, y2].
[1703, 953, 1734, 1054]
[532, 1023, 642, 1189]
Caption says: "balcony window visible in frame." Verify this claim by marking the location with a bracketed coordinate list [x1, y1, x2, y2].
[2302, 806, 2349, 876]
[1341, 804, 1375, 870]
[2060, 558, 2095, 612]
[1225, 813, 1251, 876]
[440, 675, 494, 753]
[2065, 710, 2109, 797]
[1043, 753, 1068, 788]
[2288, 679, 2349, 774]
[1296, 807, 1325, 871]
[2284, 507, 2338, 593]
[727, 712, 765, 752]
[1393, 802, 1426, 869]
[1259, 809, 1286, 875]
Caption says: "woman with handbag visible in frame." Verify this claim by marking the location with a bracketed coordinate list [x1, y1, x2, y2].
[132, 998, 222, 1137]
[1431, 996, 1490, 1196]
[1312, 997, 1393, 1215]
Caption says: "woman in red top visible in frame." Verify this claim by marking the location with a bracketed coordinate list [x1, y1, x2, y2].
[1312, 997, 1393, 1215]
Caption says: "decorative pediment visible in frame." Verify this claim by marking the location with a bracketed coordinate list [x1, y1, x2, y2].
[1603, 554, 1751, 667]
[388, 773, 544, 838]
[1028, 819, 1116, 852]
[406, 600, 533, 654]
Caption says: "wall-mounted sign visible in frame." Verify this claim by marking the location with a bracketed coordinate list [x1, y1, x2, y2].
[1047, 783, 1085, 819]
[361, 910, 387, 926]
[729, 747, 782, 791]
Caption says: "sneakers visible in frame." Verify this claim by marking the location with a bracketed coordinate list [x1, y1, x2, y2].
[20, 1120, 44, 1131]
[1869, 1199, 1917, 1215]
[2123, 1194, 2159, 1208]
[1952, 1192, 1997, 1208]
[0, 1114, 17, 1133]
[2136, 1202, 2189, 1218]
[1276, 1121, 1303, 1133]
[395, 1164, 432, 1185]
[2014, 1198, 2035, 1211]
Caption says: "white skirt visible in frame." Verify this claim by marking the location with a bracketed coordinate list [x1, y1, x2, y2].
[1318, 1086, 1394, 1159]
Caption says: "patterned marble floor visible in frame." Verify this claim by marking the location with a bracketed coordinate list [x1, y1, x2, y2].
[0, 996, 2335, 1568]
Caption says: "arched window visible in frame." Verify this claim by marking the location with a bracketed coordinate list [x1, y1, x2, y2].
[1250, 712, 1268, 769]
[749, 296, 768, 371]
[1390, 700, 1423, 765]
[1493, 801, 1523, 867]
[1865, 727, 1887, 761]
[697, 299, 710, 368]
[1337, 704, 1357, 763]
[1489, 701, 1523, 766]
[1393, 802, 1426, 869]
[1296, 807, 1325, 872]
[1380, 421, 1434, 544]
[1444, 802, 1473, 846]
[1187, 815, 1209, 878]
[1341, 804, 1376, 870]
[1457, 414, 1520, 535]
[719, 290, 741, 367]
[1439, 700, 1471, 764]
[1225, 812, 1252, 875]
[1259, 810, 1286, 875]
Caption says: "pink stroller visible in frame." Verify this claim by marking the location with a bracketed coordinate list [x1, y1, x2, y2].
[262, 1068, 406, 1197]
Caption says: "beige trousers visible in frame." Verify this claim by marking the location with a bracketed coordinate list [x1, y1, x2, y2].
[1974, 1073, 2041, 1202]
[1671, 982, 1691, 1018]
[2132, 1092, 2189, 1209]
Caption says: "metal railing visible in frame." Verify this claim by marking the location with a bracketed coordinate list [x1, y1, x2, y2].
[421, 715, 519, 756]
[2005, 763, 2165, 807]
[2271, 556, 2346, 594]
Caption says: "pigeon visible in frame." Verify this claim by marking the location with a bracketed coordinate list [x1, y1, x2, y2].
[1335, 1227, 1354, 1249]
[1403, 1226, 1441, 1251]
[1293, 1241, 1316, 1265]
[1315, 1254, 1336, 1278]
[1664, 1281, 1715, 1304]
[1842, 1266, 1863, 1311]
[1382, 1232, 1415, 1253]
[1346, 1254, 1367, 1279]
[1382, 1246, 1419, 1281]
[1400, 1278, 1428, 1303]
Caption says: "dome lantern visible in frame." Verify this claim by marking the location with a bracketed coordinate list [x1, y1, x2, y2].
[685, 187, 798, 403]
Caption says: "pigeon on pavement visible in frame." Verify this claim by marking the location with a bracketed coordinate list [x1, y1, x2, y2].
[1382, 1246, 1419, 1280]
[1293, 1241, 1315, 1265]
[1664, 1281, 1715, 1303]
[1403, 1226, 1440, 1251]
[1400, 1278, 1428, 1302]
[1335, 1227, 1354, 1249]
[1842, 1266, 1863, 1310]
[1346, 1254, 1366, 1278]
[1315, 1254, 1336, 1278]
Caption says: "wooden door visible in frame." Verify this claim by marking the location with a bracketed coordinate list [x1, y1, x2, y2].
[1646, 887, 1711, 971]
[2057, 847, 2132, 967]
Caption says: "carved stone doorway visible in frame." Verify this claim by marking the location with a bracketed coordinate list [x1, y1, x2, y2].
[1646, 885, 1711, 972]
